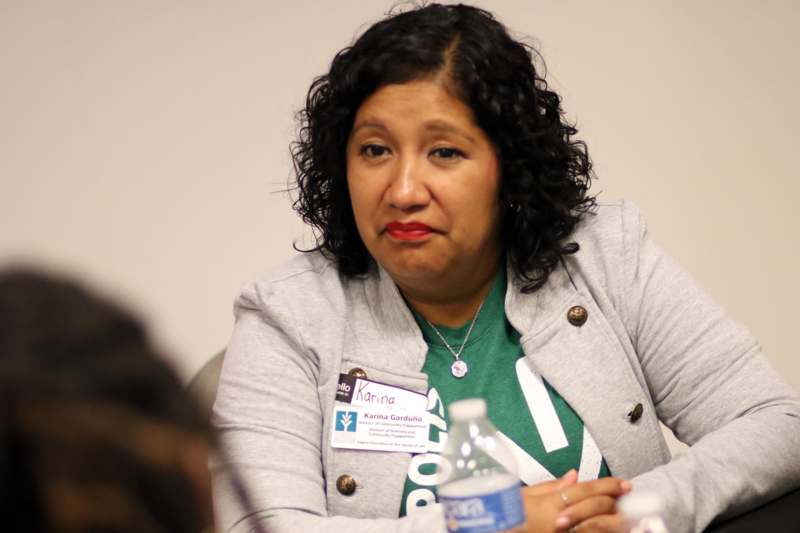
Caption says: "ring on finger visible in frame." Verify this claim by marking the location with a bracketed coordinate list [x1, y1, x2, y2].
[560, 490, 570, 505]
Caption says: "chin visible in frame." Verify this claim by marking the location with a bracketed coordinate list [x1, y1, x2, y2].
[383, 258, 448, 283]
[369, 241, 452, 282]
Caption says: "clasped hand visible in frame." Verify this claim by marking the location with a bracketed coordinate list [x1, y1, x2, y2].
[508, 470, 632, 533]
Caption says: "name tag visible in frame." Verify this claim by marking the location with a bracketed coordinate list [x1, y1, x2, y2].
[331, 373, 429, 453]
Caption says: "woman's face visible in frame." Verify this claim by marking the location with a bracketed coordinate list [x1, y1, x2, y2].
[346, 80, 502, 291]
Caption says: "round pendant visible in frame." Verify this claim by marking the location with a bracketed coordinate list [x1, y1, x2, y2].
[450, 359, 469, 378]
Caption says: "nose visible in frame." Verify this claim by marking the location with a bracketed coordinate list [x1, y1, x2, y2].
[385, 155, 431, 211]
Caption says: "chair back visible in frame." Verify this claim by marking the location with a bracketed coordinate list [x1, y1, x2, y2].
[187, 350, 225, 420]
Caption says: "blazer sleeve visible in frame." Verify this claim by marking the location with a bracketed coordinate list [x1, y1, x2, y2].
[616, 201, 800, 533]
[211, 281, 446, 533]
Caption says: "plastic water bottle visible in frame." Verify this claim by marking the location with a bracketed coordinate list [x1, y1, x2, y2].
[437, 398, 526, 533]
[618, 492, 669, 533]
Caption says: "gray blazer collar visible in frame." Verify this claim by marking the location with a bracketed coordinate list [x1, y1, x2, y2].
[505, 261, 577, 339]
[365, 259, 577, 374]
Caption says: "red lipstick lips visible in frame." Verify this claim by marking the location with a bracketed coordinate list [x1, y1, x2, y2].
[385, 221, 433, 241]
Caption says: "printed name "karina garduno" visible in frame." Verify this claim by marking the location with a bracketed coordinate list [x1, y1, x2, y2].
[364, 413, 424, 422]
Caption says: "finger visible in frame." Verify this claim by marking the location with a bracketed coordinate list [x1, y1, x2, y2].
[569, 512, 626, 533]
[556, 469, 578, 490]
[522, 469, 579, 497]
[522, 480, 563, 497]
[560, 478, 631, 506]
[554, 496, 616, 531]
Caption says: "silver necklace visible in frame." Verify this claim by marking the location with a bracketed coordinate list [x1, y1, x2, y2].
[425, 299, 485, 379]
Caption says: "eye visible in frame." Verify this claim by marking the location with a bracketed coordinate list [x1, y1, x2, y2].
[359, 144, 391, 158]
[430, 147, 464, 160]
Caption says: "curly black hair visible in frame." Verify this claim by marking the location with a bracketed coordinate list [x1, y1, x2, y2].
[292, 2, 595, 293]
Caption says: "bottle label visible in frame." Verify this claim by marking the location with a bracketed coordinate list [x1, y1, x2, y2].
[440, 482, 525, 533]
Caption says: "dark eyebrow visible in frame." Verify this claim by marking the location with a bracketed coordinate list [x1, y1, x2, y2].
[350, 120, 387, 137]
[349, 118, 478, 145]
[423, 120, 477, 145]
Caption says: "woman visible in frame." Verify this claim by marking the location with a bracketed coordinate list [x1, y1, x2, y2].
[212, 4, 800, 533]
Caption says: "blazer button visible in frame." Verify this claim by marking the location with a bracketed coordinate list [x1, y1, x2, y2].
[336, 474, 357, 496]
[567, 305, 588, 327]
[348, 367, 368, 379]
[628, 403, 644, 423]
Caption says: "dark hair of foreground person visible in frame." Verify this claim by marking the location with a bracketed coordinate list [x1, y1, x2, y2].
[0, 269, 214, 533]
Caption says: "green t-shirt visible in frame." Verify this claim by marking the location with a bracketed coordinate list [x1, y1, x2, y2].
[399, 269, 610, 517]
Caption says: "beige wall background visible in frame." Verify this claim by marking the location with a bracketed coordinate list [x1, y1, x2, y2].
[1, 1, 798, 397]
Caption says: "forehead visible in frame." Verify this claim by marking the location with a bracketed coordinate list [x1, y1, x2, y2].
[353, 80, 479, 132]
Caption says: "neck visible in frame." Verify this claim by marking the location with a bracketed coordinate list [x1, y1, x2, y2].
[397, 261, 499, 328]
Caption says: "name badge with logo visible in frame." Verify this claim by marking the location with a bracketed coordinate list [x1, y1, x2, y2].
[331, 373, 428, 453]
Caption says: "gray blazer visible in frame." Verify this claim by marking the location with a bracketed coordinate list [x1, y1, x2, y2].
[212, 201, 800, 533]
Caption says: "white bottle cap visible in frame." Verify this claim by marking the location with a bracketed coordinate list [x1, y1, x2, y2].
[618, 491, 664, 521]
[448, 398, 487, 421]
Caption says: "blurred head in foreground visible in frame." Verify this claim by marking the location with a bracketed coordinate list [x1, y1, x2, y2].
[0, 268, 214, 533]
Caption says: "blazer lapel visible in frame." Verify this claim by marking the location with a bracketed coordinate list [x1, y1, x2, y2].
[505, 265, 667, 478]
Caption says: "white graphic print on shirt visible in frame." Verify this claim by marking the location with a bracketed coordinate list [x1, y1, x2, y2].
[403, 360, 603, 514]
